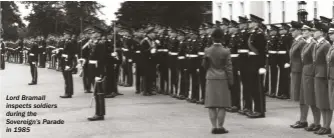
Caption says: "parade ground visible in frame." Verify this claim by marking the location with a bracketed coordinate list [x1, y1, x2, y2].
[0, 63, 333, 138]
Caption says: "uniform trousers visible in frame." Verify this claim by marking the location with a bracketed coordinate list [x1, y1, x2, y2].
[188, 57, 200, 100]
[84, 64, 96, 91]
[29, 62, 38, 83]
[239, 54, 252, 110]
[39, 53, 46, 67]
[0, 53, 5, 69]
[231, 56, 241, 108]
[169, 55, 178, 95]
[94, 80, 106, 116]
[105, 64, 118, 95]
[268, 54, 278, 95]
[245, 55, 266, 113]
[277, 55, 290, 97]
[62, 69, 73, 96]
[158, 56, 169, 93]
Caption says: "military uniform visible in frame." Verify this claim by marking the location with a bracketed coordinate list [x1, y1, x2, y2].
[168, 33, 180, 97]
[276, 23, 293, 99]
[157, 33, 170, 95]
[122, 36, 134, 87]
[266, 25, 280, 97]
[105, 37, 121, 98]
[245, 14, 267, 118]
[226, 20, 241, 112]
[28, 41, 39, 85]
[39, 38, 47, 68]
[60, 34, 77, 98]
[177, 35, 190, 100]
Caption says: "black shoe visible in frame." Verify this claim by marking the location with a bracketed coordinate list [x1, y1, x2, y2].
[211, 128, 218, 134]
[238, 109, 251, 115]
[318, 128, 332, 135]
[135, 91, 140, 94]
[84, 90, 93, 93]
[247, 112, 265, 118]
[87, 115, 104, 121]
[149, 92, 157, 95]
[305, 124, 321, 131]
[28, 82, 37, 85]
[60, 95, 72, 98]
[290, 121, 308, 128]
[268, 93, 276, 98]
[216, 127, 229, 134]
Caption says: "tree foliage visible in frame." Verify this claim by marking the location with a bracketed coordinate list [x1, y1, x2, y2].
[1, 1, 24, 40]
[115, 1, 211, 30]
[22, 1, 105, 37]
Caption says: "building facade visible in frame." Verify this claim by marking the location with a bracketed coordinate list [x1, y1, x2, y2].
[212, 1, 334, 25]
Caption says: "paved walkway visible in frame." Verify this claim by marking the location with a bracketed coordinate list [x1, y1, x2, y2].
[0, 63, 332, 138]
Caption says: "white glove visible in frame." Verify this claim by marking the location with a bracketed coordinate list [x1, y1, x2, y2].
[151, 48, 157, 54]
[128, 59, 132, 62]
[259, 68, 266, 74]
[284, 63, 290, 68]
[155, 40, 160, 44]
[111, 52, 117, 57]
[65, 66, 70, 70]
[95, 77, 102, 82]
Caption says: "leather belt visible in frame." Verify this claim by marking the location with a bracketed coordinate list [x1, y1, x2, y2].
[135, 51, 141, 53]
[277, 51, 287, 54]
[169, 52, 178, 55]
[198, 52, 205, 55]
[62, 54, 68, 58]
[238, 49, 249, 53]
[59, 48, 64, 50]
[122, 48, 129, 51]
[29, 53, 35, 56]
[268, 50, 277, 54]
[39, 46, 42, 48]
[248, 52, 257, 55]
[231, 54, 239, 57]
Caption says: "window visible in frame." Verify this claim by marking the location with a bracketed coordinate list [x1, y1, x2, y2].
[240, 2, 245, 16]
[229, 3, 233, 20]
[314, 1, 318, 18]
[282, 1, 285, 22]
[267, 1, 272, 24]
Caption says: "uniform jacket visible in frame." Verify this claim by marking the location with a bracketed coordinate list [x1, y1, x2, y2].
[248, 29, 267, 68]
[28, 42, 39, 62]
[227, 33, 239, 54]
[202, 43, 233, 83]
[289, 36, 306, 73]
[301, 37, 316, 76]
[238, 30, 250, 50]
[313, 38, 331, 78]
[326, 45, 334, 79]
[222, 32, 230, 46]
[61, 39, 77, 71]
[278, 34, 293, 63]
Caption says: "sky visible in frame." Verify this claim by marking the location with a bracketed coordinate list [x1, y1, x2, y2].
[16, 0, 124, 26]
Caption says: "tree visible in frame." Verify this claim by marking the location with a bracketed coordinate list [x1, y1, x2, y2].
[115, 1, 211, 30]
[1, 1, 24, 40]
[22, 1, 105, 37]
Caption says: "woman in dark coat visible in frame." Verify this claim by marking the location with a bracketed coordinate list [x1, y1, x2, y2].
[202, 28, 233, 134]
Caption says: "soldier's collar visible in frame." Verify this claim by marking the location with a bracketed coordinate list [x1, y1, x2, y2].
[305, 37, 313, 43]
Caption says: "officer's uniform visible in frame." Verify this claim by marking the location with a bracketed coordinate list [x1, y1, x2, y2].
[226, 20, 241, 112]
[186, 31, 200, 103]
[39, 39, 47, 68]
[60, 34, 77, 98]
[177, 33, 190, 100]
[276, 23, 293, 99]
[168, 32, 180, 97]
[289, 21, 306, 102]
[134, 36, 143, 94]
[237, 16, 252, 115]
[28, 41, 39, 85]
[157, 32, 170, 95]
[197, 25, 210, 104]
[266, 25, 280, 98]
[245, 14, 267, 118]
[105, 37, 121, 98]
[122, 36, 134, 87]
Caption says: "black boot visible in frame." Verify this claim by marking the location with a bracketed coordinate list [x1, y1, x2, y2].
[88, 93, 105, 121]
